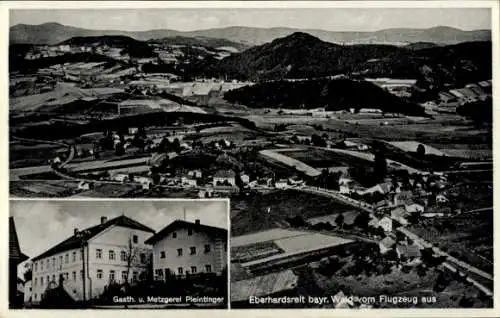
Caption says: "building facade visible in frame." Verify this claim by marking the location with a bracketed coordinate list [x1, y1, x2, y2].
[30, 216, 154, 304]
[9, 217, 29, 308]
[145, 220, 227, 281]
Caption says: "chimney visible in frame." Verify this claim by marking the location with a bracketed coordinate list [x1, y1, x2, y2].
[74, 228, 78, 235]
[195, 219, 200, 225]
[101, 216, 108, 224]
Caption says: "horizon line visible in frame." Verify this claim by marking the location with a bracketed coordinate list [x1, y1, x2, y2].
[9, 21, 492, 34]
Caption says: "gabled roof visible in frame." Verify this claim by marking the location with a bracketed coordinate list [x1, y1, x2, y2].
[214, 169, 236, 178]
[145, 220, 227, 245]
[397, 244, 422, 258]
[32, 215, 155, 261]
[9, 217, 29, 263]
[380, 237, 396, 248]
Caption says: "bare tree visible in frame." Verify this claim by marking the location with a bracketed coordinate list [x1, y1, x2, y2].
[124, 234, 140, 288]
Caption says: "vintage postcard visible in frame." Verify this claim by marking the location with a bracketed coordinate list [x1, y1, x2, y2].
[3, 0, 498, 317]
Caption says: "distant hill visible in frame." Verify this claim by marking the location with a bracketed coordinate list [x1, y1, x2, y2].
[60, 35, 156, 58]
[200, 33, 491, 92]
[149, 36, 250, 52]
[223, 78, 426, 116]
[10, 22, 490, 46]
[203, 32, 405, 80]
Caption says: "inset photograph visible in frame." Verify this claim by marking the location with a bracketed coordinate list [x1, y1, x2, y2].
[9, 199, 229, 309]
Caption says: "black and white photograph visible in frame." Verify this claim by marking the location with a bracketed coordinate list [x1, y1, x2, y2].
[9, 199, 229, 309]
[5, 0, 497, 313]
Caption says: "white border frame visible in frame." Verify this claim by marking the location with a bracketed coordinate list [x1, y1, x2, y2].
[1, 1, 499, 317]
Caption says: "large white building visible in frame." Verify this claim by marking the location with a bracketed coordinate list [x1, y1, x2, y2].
[30, 215, 155, 304]
[145, 220, 227, 281]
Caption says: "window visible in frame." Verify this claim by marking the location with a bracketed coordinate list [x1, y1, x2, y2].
[72, 271, 76, 281]
[52, 257, 56, 269]
[205, 265, 212, 273]
[64, 272, 69, 280]
[40, 277, 44, 285]
[177, 267, 183, 275]
[155, 269, 163, 278]
[188, 228, 193, 236]
[109, 250, 115, 260]
[97, 269, 103, 279]
[34, 278, 38, 286]
[190, 246, 196, 255]
[52, 274, 55, 282]
[140, 253, 146, 264]
[46, 259, 49, 268]
[204, 244, 211, 253]
[172, 232, 177, 238]
[122, 271, 128, 281]
[40, 261, 43, 271]
[34, 262, 38, 272]
[109, 270, 115, 281]
[191, 266, 197, 274]
[59, 255, 63, 266]
[72, 251, 76, 262]
[177, 248, 183, 256]
[132, 235, 138, 244]
[46, 276, 49, 284]
[96, 249, 102, 259]
[160, 251, 166, 259]
[132, 271, 138, 282]
[120, 251, 127, 261]
[65, 253, 69, 264]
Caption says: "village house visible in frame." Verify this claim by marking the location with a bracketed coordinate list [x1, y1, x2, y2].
[396, 244, 422, 265]
[339, 177, 354, 194]
[275, 179, 289, 189]
[357, 182, 393, 196]
[391, 191, 413, 207]
[213, 170, 236, 187]
[379, 237, 396, 254]
[144, 220, 227, 280]
[9, 217, 29, 308]
[405, 203, 425, 214]
[390, 207, 409, 226]
[436, 194, 449, 204]
[30, 215, 154, 304]
[77, 181, 91, 191]
[181, 176, 198, 187]
[378, 216, 393, 232]
[240, 174, 250, 184]
[187, 169, 203, 179]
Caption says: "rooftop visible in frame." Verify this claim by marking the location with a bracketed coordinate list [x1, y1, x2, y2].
[32, 215, 155, 261]
[397, 244, 422, 258]
[9, 217, 29, 263]
[145, 219, 227, 245]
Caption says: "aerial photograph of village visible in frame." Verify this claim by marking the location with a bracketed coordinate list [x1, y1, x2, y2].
[8, 5, 494, 309]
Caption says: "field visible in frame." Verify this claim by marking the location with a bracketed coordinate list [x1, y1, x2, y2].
[10, 180, 80, 197]
[408, 212, 493, 274]
[10, 141, 66, 168]
[259, 149, 321, 177]
[230, 190, 360, 236]
[277, 147, 371, 169]
[387, 141, 448, 156]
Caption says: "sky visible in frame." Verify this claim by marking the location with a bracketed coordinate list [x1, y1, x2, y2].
[11, 200, 228, 274]
[9, 8, 492, 32]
